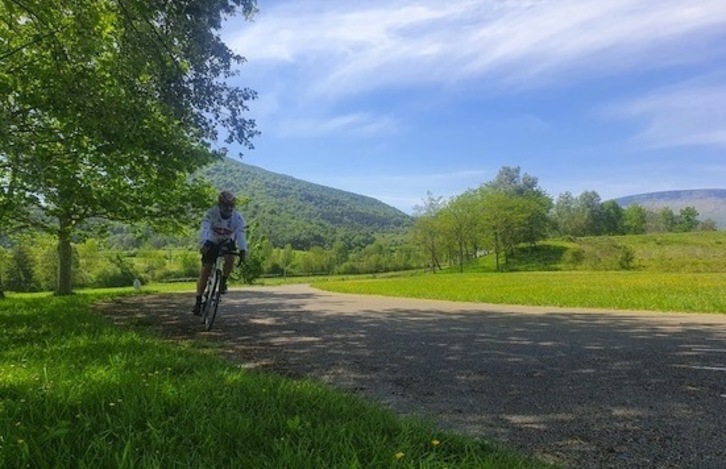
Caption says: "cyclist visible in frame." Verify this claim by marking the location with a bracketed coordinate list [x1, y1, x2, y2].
[192, 190, 247, 315]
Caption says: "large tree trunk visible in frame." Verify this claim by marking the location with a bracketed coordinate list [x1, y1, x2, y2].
[57, 220, 73, 295]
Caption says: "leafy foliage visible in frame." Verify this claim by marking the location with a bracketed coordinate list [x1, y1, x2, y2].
[0, 0, 259, 294]
[412, 167, 553, 272]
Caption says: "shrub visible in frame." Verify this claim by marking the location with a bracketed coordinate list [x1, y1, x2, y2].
[562, 247, 585, 268]
[618, 246, 636, 270]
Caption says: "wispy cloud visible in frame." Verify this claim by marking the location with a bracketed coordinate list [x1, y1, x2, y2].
[229, 0, 726, 96]
[607, 76, 726, 149]
[276, 113, 400, 137]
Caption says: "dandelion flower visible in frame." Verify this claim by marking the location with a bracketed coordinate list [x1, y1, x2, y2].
[395, 452, 405, 460]
[432, 439, 441, 446]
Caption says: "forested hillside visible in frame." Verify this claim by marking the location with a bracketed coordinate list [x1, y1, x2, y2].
[197, 158, 412, 249]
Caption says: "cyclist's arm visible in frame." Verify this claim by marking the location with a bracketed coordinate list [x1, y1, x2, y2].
[234, 213, 248, 252]
[199, 208, 215, 248]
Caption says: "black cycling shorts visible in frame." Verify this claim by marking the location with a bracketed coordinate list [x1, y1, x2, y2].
[201, 241, 230, 265]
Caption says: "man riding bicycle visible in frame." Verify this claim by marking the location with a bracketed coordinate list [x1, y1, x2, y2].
[192, 190, 247, 315]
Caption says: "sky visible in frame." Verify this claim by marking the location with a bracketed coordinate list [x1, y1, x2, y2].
[219, 0, 726, 214]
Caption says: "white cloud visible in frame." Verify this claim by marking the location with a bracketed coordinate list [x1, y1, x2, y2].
[224, 0, 726, 142]
[607, 77, 726, 149]
[227, 0, 726, 97]
[276, 113, 400, 137]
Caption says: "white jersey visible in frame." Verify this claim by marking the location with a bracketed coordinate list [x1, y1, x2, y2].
[199, 206, 248, 250]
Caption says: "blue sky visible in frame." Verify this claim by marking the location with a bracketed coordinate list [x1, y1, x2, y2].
[220, 0, 726, 214]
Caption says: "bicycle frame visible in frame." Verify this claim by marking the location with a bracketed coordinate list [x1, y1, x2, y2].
[200, 242, 242, 331]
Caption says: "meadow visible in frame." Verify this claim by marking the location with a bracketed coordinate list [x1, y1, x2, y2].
[302, 232, 726, 315]
[0, 290, 550, 468]
[312, 271, 726, 314]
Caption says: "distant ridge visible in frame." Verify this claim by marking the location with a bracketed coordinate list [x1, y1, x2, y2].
[615, 189, 726, 228]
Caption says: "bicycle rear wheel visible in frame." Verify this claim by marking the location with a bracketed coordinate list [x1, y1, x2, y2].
[202, 269, 221, 331]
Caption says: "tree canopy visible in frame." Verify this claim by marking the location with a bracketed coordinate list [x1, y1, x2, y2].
[0, 0, 259, 294]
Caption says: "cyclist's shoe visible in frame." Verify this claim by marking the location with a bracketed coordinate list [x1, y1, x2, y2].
[192, 301, 201, 316]
[220, 277, 228, 295]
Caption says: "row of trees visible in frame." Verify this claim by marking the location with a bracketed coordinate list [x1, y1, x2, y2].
[0, 234, 422, 292]
[410, 167, 714, 272]
[551, 192, 707, 236]
[412, 167, 552, 272]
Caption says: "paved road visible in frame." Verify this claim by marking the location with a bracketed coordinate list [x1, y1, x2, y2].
[102, 284, 726, 468]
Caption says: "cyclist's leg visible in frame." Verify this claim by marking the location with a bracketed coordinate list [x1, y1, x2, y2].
[219, 254, 235, 294]
[196, 263, 213, 296]
[223, 254, 235, 277]
[194, 246, 218, 314]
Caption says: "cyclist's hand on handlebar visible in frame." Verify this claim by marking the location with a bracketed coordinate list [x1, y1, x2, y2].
[234, 249, 246, 268]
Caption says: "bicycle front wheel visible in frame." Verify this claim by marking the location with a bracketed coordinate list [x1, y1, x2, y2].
[202, 269, 222, 331]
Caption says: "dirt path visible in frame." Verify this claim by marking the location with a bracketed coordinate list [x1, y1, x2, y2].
[97, 284, 726, 468]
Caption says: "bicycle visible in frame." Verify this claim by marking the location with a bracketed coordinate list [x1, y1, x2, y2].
[200, 241, 244, 331]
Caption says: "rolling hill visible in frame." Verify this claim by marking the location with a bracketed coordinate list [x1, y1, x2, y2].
[615, 189, 726, 229]
[197, 158, 412, 249]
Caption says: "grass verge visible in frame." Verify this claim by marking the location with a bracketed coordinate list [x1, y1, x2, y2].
[312, 271, 726, 314]
[0, 291, 550, 468]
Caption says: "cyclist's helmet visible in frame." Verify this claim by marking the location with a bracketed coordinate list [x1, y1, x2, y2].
[218, 191, 236, 219]
[218, 191, 237, 206]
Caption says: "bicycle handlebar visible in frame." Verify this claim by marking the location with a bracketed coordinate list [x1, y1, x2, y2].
[215, 242, 246, 267]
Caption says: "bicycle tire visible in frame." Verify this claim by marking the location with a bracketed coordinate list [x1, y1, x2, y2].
[202, 269, 221, 331]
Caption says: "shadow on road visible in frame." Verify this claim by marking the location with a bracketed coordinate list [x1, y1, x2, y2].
[98, 285, 726, 468]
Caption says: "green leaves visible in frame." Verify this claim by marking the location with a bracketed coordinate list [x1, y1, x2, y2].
[0, 0, 259, 293]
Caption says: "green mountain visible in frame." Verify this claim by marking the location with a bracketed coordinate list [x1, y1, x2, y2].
[616, 189, 726, 229]
[197, 158, 412, 249]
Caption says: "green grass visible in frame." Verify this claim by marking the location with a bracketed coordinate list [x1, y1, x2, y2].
[451, 231, 726, 273]
[313, 271, 726, 314]
[0, 292, 550, 468]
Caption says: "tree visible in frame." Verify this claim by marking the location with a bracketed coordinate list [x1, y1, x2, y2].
[699, 219, 718, 232]
[0, 0, 259, 294]
[552, 192, 577, 236]
[576, 191, 604, 236]
[476, 189, 517, 271]
[280, 243, 295, 279]
[4, 244, 36, 292]
[553, 191, 605, 237]
[411, 192, 445, 273]
[677, 207, 699, 232]
[442, 190, 479, 273]
[622, 204, 647, 234]
[656, 208, 677, 232]
[476, 167, 552, 270]
[600, 200, 624, 235]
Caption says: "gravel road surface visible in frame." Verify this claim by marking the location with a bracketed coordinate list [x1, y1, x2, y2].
[98, 284, 726, 468]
